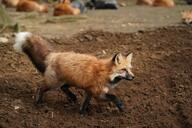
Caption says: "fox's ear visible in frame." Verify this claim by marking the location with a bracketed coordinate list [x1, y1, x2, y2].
[126, 53, 133, 62]
[112, 53, 123, 65]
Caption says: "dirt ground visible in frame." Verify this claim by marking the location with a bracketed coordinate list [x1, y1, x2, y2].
[0, 0, 192, 128]
[6, 0, 191, 37]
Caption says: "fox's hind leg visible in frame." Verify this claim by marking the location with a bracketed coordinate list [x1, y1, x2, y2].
[79, 92, 92, 116]
[61, 84, 77, 103]
[35, 66, 63, 104]
[35, 82, 51, 104]
[35, 81, 63, 104]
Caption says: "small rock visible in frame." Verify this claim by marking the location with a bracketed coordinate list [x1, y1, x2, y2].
[12, 99, 23, 110]
[96, 37, 103, 42]
[14, 106, 20, 110]
[179, 84, 184, 88]
[119, 2, 126, 7]
[78, 38, 84, 42]
[0, 37, 9, 43]
[121, 24, 126, 27]
[102, 50, 106, 55]
[84, 34, 93, 41]
[2, 33, 12, 38]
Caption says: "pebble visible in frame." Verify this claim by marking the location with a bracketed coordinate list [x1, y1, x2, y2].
[14, 106, 20, 110]
[119, 3, 126, 7]
[84, 34, 93, 41]
[0, 37, 9, 43]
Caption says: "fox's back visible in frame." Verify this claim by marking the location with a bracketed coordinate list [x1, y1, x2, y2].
[153, 0, 174, 7]
[48, 52, 108, 88]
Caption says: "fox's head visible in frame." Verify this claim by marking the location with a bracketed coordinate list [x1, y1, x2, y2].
[182, 10, 192, 25]
[109, 53, 134, 84]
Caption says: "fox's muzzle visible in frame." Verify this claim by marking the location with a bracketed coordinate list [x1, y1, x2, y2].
[116, 73, 134, 81]
[125, 74, 134, 81]
[123, 71, 134, 81]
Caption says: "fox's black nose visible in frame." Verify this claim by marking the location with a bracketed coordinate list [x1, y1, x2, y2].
[129, 76, 134, 80]
[126, 75, 134, 81]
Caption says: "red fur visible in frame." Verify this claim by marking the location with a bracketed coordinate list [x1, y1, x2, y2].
[137, 0, 175, 7]
[16, 0, 48, 13]
[22, 35, 52, 73]
[15, 33, 133, 103]
[53, 1, 80, 16]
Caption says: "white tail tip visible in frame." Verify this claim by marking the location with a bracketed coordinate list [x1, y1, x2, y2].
[13, 32, 32, 52]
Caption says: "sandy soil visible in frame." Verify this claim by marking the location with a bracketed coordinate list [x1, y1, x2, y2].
[0, 0, 192, 128]
[0, 26, 192, 128]
[6, 0, 191, 37]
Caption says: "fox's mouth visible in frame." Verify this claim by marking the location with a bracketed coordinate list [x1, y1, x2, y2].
[119, 71, 135, 81]
[109, 77, 122, 84]
[124, 75, 135, 81]
[109, 75, 134, 84]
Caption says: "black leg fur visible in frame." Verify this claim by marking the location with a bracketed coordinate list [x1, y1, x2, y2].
[105, 93, 124, 112]
[35, 86, 50, 104]
[61, 84, 77, 103]
[79, 92, 92, 116]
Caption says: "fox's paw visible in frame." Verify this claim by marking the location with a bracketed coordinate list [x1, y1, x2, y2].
[116, 102, 126, 112]
[79, 109, 87, 117]
[118, 105, 129, 114]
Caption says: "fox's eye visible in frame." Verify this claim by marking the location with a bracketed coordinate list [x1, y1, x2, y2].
[120, 68, 127, 73]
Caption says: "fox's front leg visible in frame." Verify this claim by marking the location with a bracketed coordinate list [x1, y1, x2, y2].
[104, 93, 125, 112]
[79, 92, 92, 116]
[60, 83, 77, 103]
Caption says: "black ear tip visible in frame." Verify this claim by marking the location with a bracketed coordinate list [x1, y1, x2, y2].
[112, 52, 120, 62]
[126, 52, 132, 56]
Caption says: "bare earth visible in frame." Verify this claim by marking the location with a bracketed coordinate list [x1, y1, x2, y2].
[0, 0, 192, 128]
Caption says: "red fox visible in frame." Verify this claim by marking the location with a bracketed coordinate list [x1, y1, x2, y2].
[181, 10, 192, 25]
[136, 0, 154, 6]
[2, 0, 20, 7]
[153, 0, 175, 7]
[137, 0, 175, 7]
[16, 0, 48, 13]
[13, 32, 134, 115]
[53, 0, 80, 16]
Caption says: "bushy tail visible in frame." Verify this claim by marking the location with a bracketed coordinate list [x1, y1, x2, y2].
[14, 32, 52, 73]
[14, 32, 32, 52]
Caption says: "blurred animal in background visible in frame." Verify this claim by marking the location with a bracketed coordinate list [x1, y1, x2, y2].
[16, 0, 48, 13]
[153, 0, 174, 7]
[136, 0, 175, 7]
[2, 0, 20, 7]
[2, 0, 48, 13]
[185, 0, 192, 5]
[85, 0, 118, 9]
[70, 0, 86, 13]
[53, 0, 86, 16]
[136, 0, 154, 6]
[181, 10, 192, 25]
